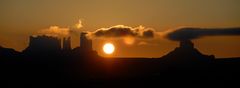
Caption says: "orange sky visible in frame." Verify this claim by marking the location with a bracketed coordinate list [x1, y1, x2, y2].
[0, 0, 240, 58]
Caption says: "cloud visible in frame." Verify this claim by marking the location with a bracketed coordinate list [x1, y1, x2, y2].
[37, 26, 70, 37]
[75, 19, 83, 29]
[165, 27, 240, 41]
[37, 19, 84, 37]
[70, 19, 84, 34]
[91, 25, 155, 38]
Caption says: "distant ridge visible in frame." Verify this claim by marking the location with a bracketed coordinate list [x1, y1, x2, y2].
[0, 46, 20, 58]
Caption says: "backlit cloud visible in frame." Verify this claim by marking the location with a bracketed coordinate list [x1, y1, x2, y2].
[74, 19, 83, 29]
[37, 19, 84, 37]
[91, 25, 155, 38]
[37, 26, 70, 37]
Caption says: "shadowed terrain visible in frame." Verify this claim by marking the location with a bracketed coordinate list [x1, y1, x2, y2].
[0, 33, 240, 87]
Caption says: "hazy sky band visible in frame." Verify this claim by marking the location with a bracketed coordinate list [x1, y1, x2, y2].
[0, 0, 240, 58]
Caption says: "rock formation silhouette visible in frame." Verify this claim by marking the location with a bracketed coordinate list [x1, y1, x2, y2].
[71, 32, 98, 58]
[162, 40, 215, 64]
[63, 37, 71, 51]
[22, 35, 62, 56]
[0, 32, 239, 87]
[0, 46, 20, 58]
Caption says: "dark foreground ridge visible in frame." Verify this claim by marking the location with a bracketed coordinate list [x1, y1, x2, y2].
[0, 32, 240, 87]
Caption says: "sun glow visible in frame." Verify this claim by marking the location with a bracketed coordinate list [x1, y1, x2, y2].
[103, 43, 115, 54]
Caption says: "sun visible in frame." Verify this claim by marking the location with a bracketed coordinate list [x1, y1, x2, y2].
[103, 43, 115, 54]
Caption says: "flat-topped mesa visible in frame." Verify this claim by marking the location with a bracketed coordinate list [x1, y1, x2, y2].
[23, 35, 62, 53]
[21, 32, 98, 57]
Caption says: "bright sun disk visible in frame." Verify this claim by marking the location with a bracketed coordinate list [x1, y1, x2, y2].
[103, 43, 115, 54]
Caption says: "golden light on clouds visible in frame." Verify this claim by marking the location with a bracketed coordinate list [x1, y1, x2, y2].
[36, 19, 84, 37]
[37, 26, 70, 37]
[75, 19, 83, 29]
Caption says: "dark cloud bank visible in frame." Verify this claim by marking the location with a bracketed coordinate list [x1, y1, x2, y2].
[166, 27, 240, 41]
[91, 26, 240, 41]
